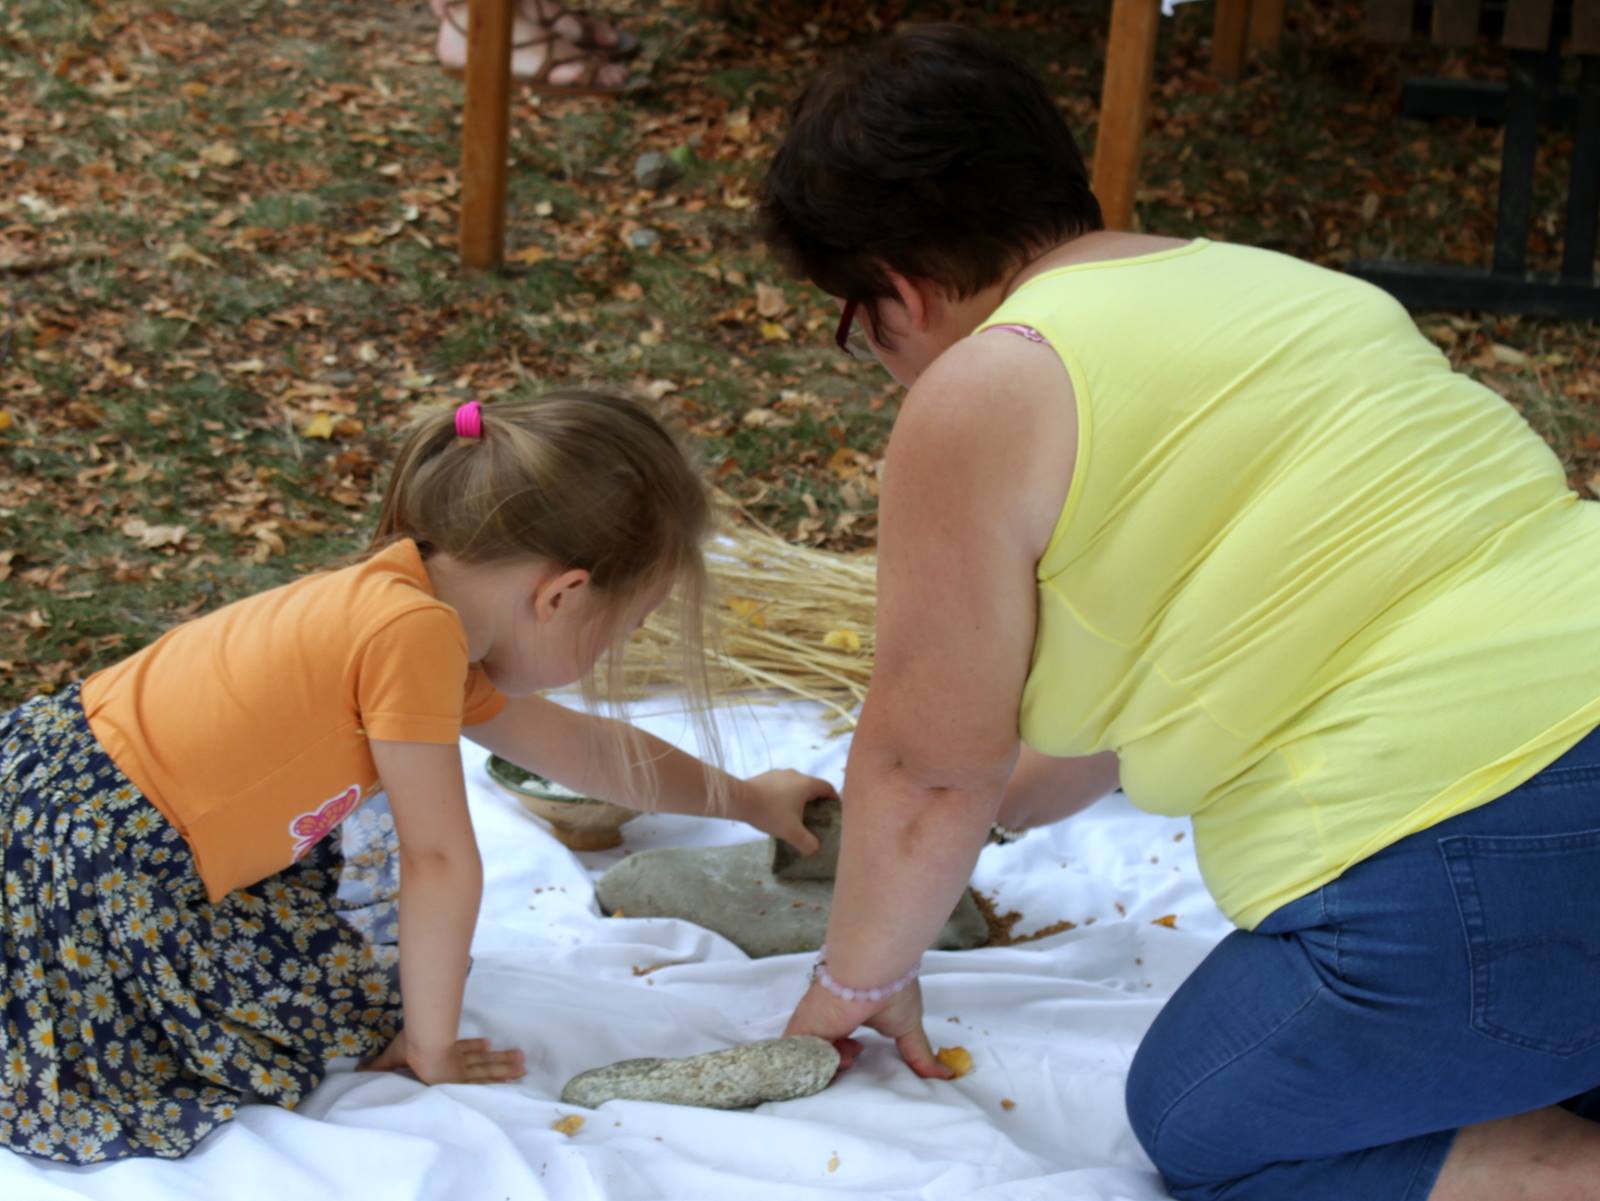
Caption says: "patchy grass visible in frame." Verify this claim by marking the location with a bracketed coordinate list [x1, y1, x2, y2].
[1, 0, 1596, 705]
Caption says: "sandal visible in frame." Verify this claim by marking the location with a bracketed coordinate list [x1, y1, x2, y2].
[436, 2, 640, 96]
[514, 38, 637, 97]
[524, 0, 640, 61]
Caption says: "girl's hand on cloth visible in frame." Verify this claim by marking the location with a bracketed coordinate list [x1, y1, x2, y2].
[784, 978, 954, 1080]
[360, 1029, 527, 1084]
[734, 769, 835, 855]
[409, 1036, 527, 1084]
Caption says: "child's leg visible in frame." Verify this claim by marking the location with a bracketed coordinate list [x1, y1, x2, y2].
[1126, 764, 1600, 1201]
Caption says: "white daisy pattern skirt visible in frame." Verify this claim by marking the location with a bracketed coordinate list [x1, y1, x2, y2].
[0, 685, 401, 1162]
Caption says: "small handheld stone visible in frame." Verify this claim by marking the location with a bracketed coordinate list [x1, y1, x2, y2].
[771, 797, 843, 881]
[560, 1036, 840, 1110]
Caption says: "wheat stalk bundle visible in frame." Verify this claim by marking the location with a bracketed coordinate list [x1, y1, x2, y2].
[625, 520, 878, 729]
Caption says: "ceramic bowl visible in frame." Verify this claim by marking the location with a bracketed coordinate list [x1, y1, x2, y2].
[485, 755, 636, 851]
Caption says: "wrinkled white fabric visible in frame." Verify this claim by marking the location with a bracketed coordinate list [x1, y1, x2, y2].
[2, 699, 1227, 1200]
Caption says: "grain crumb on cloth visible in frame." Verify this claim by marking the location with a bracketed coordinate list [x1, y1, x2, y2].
[935, 1046, 974, 1078]
[972, 891, 1077, 945]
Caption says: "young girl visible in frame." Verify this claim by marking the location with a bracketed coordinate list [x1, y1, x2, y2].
[0, 390, 830, 1164]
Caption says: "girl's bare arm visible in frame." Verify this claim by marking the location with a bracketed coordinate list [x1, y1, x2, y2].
[369, 737, 505, 1083]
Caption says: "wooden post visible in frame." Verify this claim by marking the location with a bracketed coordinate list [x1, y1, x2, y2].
[1576, 0, 1600, 54]
[1431, 0, 1483, 47]
[1212, 0, 1252, 82]
[1365, 0, 1413, 42]
[1092, 0, 1161, 231]
[1248, 0, 1286, 54]
[459, 0, 515, 271]
[1500, 0, 1555, 51]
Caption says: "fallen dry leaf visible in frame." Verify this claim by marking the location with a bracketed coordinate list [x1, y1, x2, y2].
[302, 412, 336, 439]
[755, 282, 788, 318]
[199, 140, 242, 167]
[741, 407, 793, 429]
[120, 518, 188, 550]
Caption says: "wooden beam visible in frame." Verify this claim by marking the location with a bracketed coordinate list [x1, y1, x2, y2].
[459, 0, 515, 271]
[1571, 0, 1600, 54]
[1501, 0, 1555, 50]
[1249, 0, 1286, 54]
[1212, 0, 1252, 81]
[1431, 0, 1483, 47]
[1091, 0, 1161, 231]
[1365, 0, 1414, 42]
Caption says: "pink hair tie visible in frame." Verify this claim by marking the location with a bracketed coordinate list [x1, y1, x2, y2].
[454, 401, 484, 439]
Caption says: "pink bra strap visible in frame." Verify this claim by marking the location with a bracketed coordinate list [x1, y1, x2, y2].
[987, 322, 1048, 344]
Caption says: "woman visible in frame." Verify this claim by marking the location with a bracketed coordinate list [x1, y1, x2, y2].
[761, 23, 1600, 1201]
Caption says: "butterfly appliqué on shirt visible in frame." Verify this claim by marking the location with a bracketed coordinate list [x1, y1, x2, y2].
[289, 784, 363, 860]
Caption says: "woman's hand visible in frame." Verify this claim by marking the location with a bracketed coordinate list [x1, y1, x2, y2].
[361, 1028, 526, 1084]
[784, 978, 954, 1080]
[734, 769, 835, 855]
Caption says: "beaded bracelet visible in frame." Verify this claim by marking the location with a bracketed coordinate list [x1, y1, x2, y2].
[811, 948, 919, 1004]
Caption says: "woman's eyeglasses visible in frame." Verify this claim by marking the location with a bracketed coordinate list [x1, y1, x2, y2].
[834, 299, 871, 360]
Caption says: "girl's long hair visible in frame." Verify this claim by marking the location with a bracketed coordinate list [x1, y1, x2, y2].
[369, 390, 724, 808]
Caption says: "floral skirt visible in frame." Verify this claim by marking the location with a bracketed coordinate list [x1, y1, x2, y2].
[0, 685, 402, 1163]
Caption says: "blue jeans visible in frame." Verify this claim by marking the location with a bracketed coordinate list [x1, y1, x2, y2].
[1126, 723, 1600, 1200]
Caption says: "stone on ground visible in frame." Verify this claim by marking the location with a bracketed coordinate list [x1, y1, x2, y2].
[561, 1036, 840, 1110]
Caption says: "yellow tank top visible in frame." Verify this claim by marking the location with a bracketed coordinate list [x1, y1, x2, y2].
[981, 239, 1600, 929]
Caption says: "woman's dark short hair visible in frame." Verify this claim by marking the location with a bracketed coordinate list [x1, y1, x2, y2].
[759, 23, 1103, 328]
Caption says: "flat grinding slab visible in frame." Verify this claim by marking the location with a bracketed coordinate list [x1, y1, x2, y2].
[595, 838, 989, 957]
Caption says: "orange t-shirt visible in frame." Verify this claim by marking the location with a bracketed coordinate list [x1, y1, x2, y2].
[81, 539, 506, 901]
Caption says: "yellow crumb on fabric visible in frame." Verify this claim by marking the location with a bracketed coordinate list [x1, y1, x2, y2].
[552, 1114, 585, 1136]
[827, 1153, 841, 1173]
[1001, 1098, 1016, 1111]
[935, 1046, 974, 1078]
[1151, 914, 1178, 928]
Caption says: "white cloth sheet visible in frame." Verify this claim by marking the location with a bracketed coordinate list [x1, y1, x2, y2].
[1, 699, 1231, 1201]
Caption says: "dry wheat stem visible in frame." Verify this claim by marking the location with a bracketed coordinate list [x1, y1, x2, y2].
[626, 521, 877, 728]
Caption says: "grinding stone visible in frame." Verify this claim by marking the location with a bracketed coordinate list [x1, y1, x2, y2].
[560, 1035, 840, 1110]
[595, 838, 989, 957]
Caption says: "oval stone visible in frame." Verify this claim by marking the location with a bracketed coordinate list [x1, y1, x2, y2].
[560, 1035, 841, 1110]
